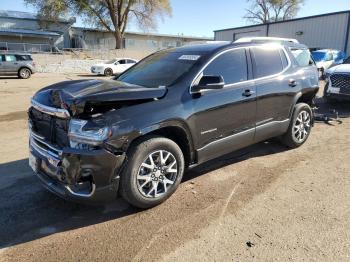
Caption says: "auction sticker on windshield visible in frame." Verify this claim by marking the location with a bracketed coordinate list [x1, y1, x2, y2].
[178, 55, 201, 61]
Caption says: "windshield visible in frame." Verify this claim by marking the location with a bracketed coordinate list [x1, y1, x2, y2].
[116, 51, 201, 88]
[312, 51, 327, 62]
[106, 59, 117, 64]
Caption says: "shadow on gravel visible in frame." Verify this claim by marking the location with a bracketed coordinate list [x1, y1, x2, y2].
[314, 97, 350, 121]
[0, 139, 289, 249]
[0, 76, 20, 80]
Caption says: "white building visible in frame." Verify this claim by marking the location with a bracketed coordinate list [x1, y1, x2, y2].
[0, 10, 212, 52]
[214, 11, 350, 54]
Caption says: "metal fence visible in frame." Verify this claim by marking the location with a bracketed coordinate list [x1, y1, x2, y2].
[0, 42, 52, 52]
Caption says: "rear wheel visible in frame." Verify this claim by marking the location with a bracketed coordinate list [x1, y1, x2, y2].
[280, 103, 312, 148]
[120, 136, 185, 208]
[104, 68, 113, 76]
[18, 68, 31, 79]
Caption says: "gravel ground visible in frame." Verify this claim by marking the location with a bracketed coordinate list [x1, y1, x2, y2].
[0, 74, 349, 261]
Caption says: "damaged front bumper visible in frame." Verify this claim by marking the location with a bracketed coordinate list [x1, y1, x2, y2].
[29, 132, 126, 204]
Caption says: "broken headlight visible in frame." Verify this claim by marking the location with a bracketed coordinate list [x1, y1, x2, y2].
[68, 119, 111, 146]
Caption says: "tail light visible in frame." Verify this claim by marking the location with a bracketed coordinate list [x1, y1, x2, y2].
[32, 61, 36, 67]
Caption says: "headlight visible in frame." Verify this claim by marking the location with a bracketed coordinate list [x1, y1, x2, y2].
[68, 119, 111, 146]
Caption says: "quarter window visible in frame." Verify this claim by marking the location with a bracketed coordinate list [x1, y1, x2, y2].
[291, 48, 313, 67]
[251, 47, 284, 78]
[203, 49, 248, 85]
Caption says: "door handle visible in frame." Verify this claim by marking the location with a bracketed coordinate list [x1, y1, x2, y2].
[289, 79, 297, 87]
[242, 89, 255, 97]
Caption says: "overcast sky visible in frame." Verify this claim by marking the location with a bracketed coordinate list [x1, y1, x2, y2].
[1, 0, 349, 37]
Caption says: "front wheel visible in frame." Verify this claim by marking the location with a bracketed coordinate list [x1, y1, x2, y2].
[104, 68, 113, 76]
[280, 103, 313, 148]
[120, 136, 185, 208]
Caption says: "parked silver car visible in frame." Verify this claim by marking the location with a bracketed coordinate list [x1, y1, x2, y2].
[0, 53, 36, 79]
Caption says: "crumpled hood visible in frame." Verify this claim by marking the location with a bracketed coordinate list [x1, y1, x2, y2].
[32, 79, 167, 116]
[326, 64, 350, 74]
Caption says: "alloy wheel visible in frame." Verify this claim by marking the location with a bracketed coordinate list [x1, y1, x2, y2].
[20, 69, 30, 78]
[136, 150, 178, 198]
[293, 110, 311, 143]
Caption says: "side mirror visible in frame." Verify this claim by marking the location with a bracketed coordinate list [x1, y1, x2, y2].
[192, 75, 225, 93]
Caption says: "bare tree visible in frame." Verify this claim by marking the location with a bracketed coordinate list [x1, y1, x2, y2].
[25, 0, 172, 49]
[244, 0, 304, 24]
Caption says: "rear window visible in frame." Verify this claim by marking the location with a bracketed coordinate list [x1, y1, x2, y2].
[251, 47, 284, 78]
[291, 49, 313, 67]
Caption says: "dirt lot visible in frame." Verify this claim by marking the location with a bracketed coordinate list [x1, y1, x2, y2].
[0, 73, 350, 261]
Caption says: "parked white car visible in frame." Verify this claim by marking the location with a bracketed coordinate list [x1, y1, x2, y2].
[91, 58, 138, 76]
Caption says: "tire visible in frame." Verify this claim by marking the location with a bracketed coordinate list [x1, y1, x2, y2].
[280, 103, 313, 149]
[18, 68, 31, 79]
[104, 68, 113, 76]
[120, 136, 185, 208]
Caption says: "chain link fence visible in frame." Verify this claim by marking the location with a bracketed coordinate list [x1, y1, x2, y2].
[0, 42, 52, 52]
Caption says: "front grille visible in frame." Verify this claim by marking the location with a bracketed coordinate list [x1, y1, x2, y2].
[330, 74, 350, 89]
[29, 107, 69, 148]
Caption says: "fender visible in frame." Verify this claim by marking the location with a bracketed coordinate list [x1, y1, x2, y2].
[108, 118, 196, 163]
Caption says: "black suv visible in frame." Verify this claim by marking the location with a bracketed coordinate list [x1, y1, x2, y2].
[28, 41, 319, 208]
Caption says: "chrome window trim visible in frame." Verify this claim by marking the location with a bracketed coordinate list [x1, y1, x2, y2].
[189, 44, 292, 94]
[31, 98, 70, 119]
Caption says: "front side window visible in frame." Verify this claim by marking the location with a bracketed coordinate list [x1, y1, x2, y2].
[291, 48, 313, 67]
[5, 55, 16, 62]
[117, 50, 201, 88]
[118, 59, 127, 64]
[203, 49, 248, 85]
[251, 47, 284, 78]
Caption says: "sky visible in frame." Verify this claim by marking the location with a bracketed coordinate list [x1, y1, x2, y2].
[1, 0, 349, 37]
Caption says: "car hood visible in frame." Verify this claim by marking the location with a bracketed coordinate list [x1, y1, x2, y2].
[32, 79, 167, 116]
[326, 64, 350, 74]
[91, 64, 107, 67]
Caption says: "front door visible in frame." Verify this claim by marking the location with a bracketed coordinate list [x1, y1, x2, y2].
[0, 55, 4, 74]
[2, 54, 18, 74]
[188, 48, 257, 163]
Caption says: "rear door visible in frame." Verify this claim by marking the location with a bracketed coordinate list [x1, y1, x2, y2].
[251, 46, 296, 142]
[190, 48, 257, 163]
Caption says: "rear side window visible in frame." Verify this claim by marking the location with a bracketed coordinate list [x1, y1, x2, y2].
[291, 49, 313, 67]
[15, 55, 32, 61]
[203, 49, 248, 85]
[127, 59, 136, 64]
[5, 55, 16, 62]
[251, 47, 284, 78]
